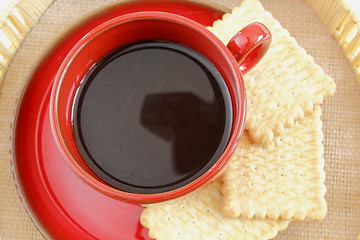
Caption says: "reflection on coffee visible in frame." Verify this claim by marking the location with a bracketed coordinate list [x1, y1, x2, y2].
[73, 40, 232, 194]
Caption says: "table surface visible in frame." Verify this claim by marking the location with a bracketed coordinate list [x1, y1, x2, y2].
[0, 0, 359, 240]
[1, 0, 360, 21]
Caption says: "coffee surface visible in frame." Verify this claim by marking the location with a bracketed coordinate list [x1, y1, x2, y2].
[73, 41, 232, 194]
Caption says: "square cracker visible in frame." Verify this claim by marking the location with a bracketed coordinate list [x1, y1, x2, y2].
[207, 0, 336, 145]
[140, 179, 289, 240]
[221, 106, 327, 221]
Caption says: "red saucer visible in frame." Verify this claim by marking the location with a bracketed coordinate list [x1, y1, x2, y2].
[12, 1, 227, 239]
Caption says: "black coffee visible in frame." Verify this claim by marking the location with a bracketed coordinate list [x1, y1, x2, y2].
[73, 40, 232, 194]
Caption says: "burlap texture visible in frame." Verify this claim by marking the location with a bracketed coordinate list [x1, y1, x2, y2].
[0, 0, 359, 239]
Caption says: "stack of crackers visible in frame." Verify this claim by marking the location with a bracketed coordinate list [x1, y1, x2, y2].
[140, 0, 336, 239]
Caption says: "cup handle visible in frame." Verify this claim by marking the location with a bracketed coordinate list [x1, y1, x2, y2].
[227, 22, 272, 74]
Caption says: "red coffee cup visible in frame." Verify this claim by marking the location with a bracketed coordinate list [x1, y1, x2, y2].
[50, 11, 271, 203]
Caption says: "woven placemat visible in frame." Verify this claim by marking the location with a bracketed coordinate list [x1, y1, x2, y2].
[0, 0, 359, 239]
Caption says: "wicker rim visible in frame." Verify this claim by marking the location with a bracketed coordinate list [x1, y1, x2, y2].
[1, 0, 360, 88]
[0, 0, 54, 85]
[304, 0, 360, 85]
[1, 0, 360, 239]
